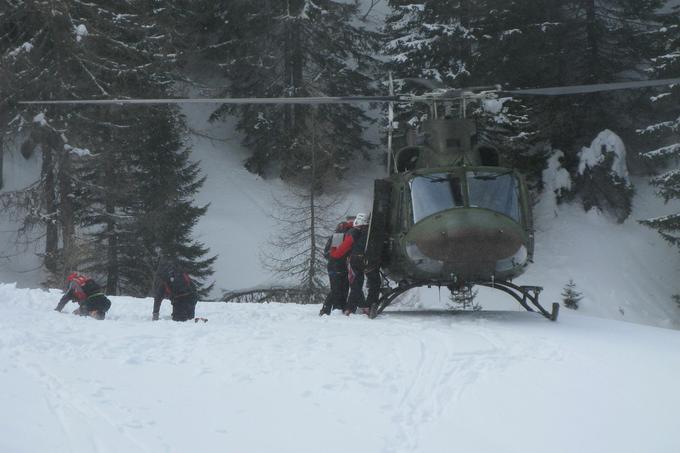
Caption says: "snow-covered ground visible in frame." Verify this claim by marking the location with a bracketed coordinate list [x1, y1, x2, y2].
[1, 283, 679, 453]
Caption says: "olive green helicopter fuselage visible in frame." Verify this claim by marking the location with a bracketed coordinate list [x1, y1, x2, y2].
[364, 114, 556, 319]
[375, 117, 533, 285]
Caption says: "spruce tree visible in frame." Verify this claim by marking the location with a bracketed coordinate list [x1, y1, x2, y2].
[561, 279, 583, 310]
[529, 0, 666, 151]
[0, 0, 96, 284]
[447, 286, 481, 311]
[639, 7, 680, 247]
[383, 1, 546, 182]
[384, 0, 485, 86]
[123, 109, 215, 297]
[1, 1, 214, 293]
[78, 107, 215, 297]
[204, 0, 379, 183]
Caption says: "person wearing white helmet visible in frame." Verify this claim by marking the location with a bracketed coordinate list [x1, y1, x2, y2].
[329, 211, 376, 315]
[319, 215, 355, 316]
[353, 212, 369, 228]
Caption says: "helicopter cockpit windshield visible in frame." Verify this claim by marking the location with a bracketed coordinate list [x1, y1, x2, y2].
[410, 170, 521, 223]
[466, 171, 521, 222]
[411, 173, 464, 223]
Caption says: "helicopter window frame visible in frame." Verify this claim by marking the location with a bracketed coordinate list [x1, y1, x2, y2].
[465, 170, 521, 222]
[409, 172, 466, 224]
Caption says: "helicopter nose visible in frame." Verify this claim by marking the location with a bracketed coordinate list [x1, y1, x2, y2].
[407, 209, 526, 266]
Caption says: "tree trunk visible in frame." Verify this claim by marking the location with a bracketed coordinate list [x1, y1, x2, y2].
[460, 0, 471, 61]
[284, 0, 305, 132]
[0, 101, 6, 190]
[584, 0, 600, 82]
[0, 133, 4, 191]
[58, 149, 75, 278]
[41, 144, 59, 277]
[308, 130, 317, 303]
[104, 146, 119, 294]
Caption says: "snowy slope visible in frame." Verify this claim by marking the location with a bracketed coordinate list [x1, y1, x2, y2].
[1, 283, 679, 453]
[182, 101, 379, 295]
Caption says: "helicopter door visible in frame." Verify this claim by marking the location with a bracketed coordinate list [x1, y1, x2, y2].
[365, 179, 392, 269]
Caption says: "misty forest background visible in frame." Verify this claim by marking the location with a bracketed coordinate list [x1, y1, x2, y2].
[1, 0, 679, 302]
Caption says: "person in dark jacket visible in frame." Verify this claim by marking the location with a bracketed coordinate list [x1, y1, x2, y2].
[329, 212, 380, 316]
[54, 272, 111, 320]
[152, 261, 198, 321]
[319, 216, 355, 316]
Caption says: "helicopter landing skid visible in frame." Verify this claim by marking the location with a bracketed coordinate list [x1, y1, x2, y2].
[369, 280, 427, 319]
[477, 280, 559, 321]
[369, 279, 559, 321]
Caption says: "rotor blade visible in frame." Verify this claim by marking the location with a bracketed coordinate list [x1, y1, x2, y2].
[401, 78, 448, 90]
[18, 96, 401, 106]
[503, 78, 680, 96]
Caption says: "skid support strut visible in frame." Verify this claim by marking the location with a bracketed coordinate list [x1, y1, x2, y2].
[369, 279, 558, 321]
[477, 280, 559, 321]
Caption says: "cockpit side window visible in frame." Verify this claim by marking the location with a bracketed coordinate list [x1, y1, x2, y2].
[410, 173, 464, 223]
[466, 171, 521, 221]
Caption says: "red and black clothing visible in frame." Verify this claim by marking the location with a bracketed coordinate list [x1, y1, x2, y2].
[153, 264, 198, 322]
[320, 221, 354, 314]
[55, 276, 111, 319]
[334, 225, 381, 314]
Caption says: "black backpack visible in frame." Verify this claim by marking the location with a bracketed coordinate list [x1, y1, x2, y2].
[162, 265, 194, 297]
[81, 279, 102, 296]
[349, 227, 368, 270]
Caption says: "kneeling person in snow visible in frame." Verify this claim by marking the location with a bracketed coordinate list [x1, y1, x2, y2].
[152, 262, 199, 322]
[55, 272, 112, 320]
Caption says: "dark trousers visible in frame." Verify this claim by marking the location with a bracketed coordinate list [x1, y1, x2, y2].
[78, 295, 112, 320]
[365, 266, 381, 306]
[347, 265, 381, 313]
[325, 270, 349, 310]
[172, 295, 198, 321]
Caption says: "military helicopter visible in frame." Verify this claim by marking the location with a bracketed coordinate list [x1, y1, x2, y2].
[21, 76, 680, 320]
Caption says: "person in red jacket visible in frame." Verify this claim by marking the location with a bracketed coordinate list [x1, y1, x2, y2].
[319, 216, 355, 316]
[54, 272, 112, 320]
[329, 212, 381, 315]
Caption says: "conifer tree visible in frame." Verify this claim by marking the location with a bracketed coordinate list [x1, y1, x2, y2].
[1, 1, 214, 293]
[561, 279, 583, 310]
[447, 286, 481, 311]
[383, 1, 546, 182]
[384, 0, 484, 86]
[261, 117, 342, 303]
[383, 0, 669, 218]
[0, 0, 86, 283]
[78, 108, 216, 297]
[204, 0, 379, 183]
[639, 8, 680, 247]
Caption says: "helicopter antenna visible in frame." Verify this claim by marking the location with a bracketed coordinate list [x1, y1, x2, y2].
[387, 72, 396, 175]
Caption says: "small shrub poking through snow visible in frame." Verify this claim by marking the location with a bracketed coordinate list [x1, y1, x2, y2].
[562, 279, 583, 310]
